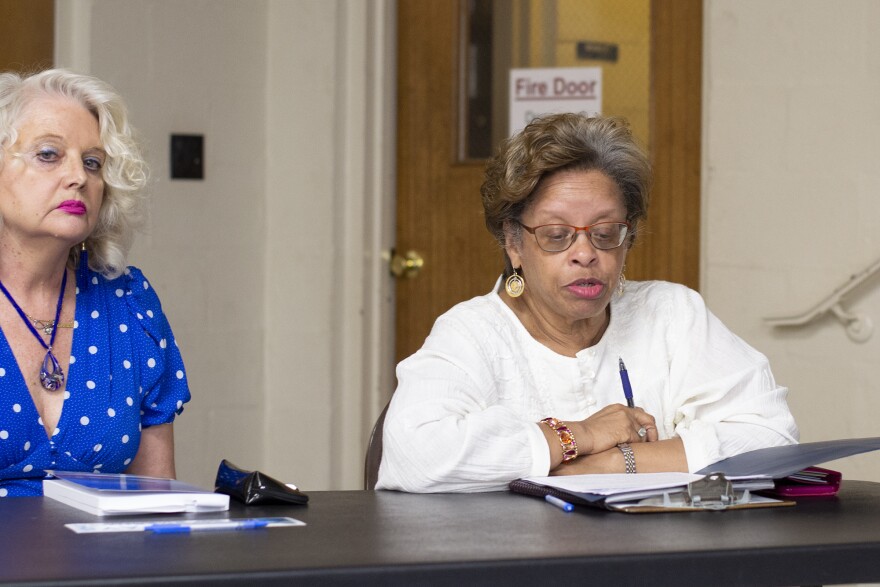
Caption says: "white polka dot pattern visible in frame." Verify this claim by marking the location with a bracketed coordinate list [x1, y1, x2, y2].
[0, 266, 190, 497]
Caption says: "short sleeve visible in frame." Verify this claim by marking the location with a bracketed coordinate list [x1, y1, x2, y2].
[122, 267, 191, 427]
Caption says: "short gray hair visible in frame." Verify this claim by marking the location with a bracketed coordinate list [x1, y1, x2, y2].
[480, 113, 652, 274]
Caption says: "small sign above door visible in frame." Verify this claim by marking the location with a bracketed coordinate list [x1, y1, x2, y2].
[577, 41, 619, 62]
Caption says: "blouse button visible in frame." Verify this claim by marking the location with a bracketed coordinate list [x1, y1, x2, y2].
[585, 395, 597, 406]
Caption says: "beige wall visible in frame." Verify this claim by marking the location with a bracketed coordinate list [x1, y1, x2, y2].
[263, 0, 396, 490]
[703, 0, 880, 482]
[52, 0, 880, 489]
[55, 0, 395, 490]
[57, 0, 270, 488]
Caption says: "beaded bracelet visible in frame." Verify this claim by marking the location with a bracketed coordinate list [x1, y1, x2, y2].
[618, 443, 636, 474]
[540, 417, 578, 462]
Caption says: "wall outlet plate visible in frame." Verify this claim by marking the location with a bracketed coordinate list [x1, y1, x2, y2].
[170, 134, 204, 179]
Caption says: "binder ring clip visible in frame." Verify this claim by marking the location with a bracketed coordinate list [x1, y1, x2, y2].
[687, 472, 735, 510]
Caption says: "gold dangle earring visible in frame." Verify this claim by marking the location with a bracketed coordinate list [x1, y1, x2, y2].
[505, 268, 525, 298]
[617, 266, 627, 295]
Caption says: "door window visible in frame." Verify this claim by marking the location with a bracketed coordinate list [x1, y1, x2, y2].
[459, 0, 650, 162]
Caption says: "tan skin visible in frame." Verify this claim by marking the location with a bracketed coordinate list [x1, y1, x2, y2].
[502, 169, 688, 476]
[0, 94, 176, 479]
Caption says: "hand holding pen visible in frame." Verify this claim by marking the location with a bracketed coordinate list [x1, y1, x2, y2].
[543, 359, 657, 470]
[618, 357, 635, 409]
[619, 357, 653, 441]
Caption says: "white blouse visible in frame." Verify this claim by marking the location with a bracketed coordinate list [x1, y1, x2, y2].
[377, 280, 799, 493]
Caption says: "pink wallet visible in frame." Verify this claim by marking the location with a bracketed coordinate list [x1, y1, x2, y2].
[764, 466, 841, 498]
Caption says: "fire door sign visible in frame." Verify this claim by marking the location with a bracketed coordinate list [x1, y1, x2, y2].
[509, 67, 602, 136]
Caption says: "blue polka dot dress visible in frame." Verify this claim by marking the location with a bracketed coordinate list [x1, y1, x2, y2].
[0, 266, 191, 497]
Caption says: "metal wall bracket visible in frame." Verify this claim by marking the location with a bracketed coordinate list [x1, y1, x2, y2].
[764, 257, 880, 343]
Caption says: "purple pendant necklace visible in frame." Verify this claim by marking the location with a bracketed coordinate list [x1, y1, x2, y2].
[0, 269, 67, 391]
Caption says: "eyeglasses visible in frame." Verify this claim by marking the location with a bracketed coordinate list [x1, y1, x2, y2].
[518, 221, 631, 252]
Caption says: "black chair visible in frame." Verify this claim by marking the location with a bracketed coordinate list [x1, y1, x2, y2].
[363, 402, 390, 490]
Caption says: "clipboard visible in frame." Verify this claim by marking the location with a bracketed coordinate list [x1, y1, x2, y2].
[509, 473, 794, 513]
[511, 437, 880, 512]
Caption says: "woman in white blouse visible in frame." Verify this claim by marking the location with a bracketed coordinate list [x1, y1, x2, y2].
[378, 114, 798, 493]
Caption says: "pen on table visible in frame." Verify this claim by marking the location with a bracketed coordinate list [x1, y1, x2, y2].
[618, 357, 635, 408]
[544, 494, 574, 512]
[146, 520, 270, 534]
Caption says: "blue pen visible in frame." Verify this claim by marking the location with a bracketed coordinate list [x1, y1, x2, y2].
[146, 520, 269, 534]
[545, 494, 574, 512]
[618, 357, 635, 408]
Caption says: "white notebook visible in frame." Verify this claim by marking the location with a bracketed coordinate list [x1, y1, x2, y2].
[43, 471, 229, 516]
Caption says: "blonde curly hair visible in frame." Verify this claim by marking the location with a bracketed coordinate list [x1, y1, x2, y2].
[0, 68, 147, 279]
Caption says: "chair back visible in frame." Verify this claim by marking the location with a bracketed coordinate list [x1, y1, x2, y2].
[363, 402, 390, 490]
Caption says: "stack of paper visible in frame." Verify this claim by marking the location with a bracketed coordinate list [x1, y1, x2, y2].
[516, 472, 778, 512]
[511, 437, 880, 513]
[43, 471, 230, 516]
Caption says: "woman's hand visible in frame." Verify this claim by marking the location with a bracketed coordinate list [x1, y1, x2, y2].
[540, 404, 658, 470]
[571, 404, 658, 455]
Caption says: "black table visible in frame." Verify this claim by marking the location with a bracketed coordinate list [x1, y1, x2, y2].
[3, 481, 880, 586]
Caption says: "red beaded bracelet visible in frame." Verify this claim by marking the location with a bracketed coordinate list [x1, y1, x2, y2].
[540, 417, 579, 462]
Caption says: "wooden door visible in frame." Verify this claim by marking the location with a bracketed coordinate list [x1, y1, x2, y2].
[394, 0, 702, 363]
[0, 0, 54, 72]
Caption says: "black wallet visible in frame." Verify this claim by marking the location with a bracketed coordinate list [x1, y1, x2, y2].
[214, 459, 309, 506]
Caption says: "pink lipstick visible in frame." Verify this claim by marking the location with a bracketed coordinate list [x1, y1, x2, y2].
[58, 200, 86, 215]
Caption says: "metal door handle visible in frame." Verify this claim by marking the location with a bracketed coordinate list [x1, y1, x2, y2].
[390, 250, 424, 279]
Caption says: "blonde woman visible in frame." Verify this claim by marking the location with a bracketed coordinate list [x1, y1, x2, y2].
[0, 69, 190, 496]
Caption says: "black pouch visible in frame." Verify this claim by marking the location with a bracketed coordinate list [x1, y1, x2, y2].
[214, 459, 309, 506]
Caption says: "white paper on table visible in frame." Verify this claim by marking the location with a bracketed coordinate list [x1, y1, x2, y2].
[523, 472, 704, 496]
